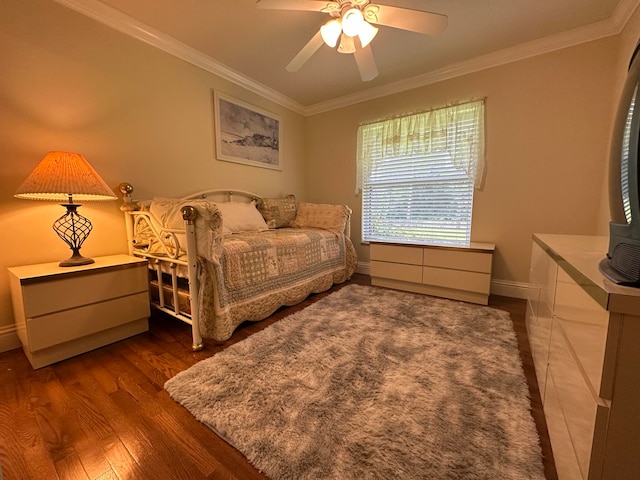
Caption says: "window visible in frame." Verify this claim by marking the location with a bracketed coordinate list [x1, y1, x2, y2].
[356, 99, 485, 246]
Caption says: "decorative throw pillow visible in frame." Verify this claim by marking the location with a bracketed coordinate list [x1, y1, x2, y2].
[257, 194, 297, 228]
[290, 202, 351, 234]
[213, 200, 269, 234]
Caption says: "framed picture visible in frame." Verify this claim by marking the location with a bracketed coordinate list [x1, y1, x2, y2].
[214, 91, 282, 170]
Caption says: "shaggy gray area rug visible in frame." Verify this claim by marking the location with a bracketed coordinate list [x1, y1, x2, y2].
[165, 284, 545, 480]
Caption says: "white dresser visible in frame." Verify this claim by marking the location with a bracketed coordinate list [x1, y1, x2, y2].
[370, 242, 494, 305]
[526, 234, 640, 479]
[8, 255, 150, 369]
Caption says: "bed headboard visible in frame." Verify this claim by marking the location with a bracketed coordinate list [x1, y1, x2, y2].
[118, 183, 263, 207]
[180, 189, 263, 204]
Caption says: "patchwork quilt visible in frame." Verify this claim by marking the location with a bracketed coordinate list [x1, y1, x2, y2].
[197, 227, 357, 340]
[130, 199, 357, 342]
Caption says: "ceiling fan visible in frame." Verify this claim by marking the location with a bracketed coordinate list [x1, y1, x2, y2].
[256, 0, 448, 82]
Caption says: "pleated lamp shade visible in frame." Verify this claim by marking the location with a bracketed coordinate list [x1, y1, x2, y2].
[15, 151, 116, 202]
[14, 151, 116, 267]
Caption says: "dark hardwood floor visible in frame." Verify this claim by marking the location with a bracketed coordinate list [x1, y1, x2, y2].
[0, 274, 557, 479]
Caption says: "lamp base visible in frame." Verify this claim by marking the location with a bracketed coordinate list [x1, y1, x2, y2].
[59, 252, 95, 267]
[54, 204, 95, 267]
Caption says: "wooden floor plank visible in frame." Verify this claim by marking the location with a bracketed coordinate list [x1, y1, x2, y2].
[0, 389, 41, 480]
[34, 380, 84, 473]
[0, 357, 60, 480]
[70, 353, 177, 479]
[0, 275, 556, 479]
[47, 370, 117, 479]
[53, 455, 89, 480]
[120, 335, 191, 386]
[99, 434, 147, 480]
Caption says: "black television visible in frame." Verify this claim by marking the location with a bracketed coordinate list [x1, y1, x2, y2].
[600, 40, 640, 285]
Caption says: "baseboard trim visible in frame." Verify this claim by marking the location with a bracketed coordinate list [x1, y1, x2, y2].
[0, 325, 21, 353]
[490, 279, 534, 300]
[355, 261, 371, 276]
[355, 261, 532, 299]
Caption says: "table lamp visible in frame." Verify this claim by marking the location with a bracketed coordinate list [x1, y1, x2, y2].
[14, 151, 117, 267]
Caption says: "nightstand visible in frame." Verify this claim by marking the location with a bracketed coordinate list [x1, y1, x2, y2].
[8, 254, 150, 369]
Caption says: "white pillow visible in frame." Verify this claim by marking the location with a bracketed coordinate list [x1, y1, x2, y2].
[213, 201, 269, 234]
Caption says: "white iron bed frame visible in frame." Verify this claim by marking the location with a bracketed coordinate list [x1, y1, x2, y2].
[119, 182, 262, 352]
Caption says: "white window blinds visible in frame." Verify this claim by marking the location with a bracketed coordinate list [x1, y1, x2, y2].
[356, 99, 485, 246]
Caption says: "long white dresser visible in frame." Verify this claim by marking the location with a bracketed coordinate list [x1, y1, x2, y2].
[370, 241, 494, 305]
[526, 234, 640, 480]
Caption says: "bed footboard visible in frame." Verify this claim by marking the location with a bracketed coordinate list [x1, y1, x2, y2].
[119, 183, 204, 351]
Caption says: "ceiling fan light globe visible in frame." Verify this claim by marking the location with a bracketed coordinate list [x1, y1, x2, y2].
[320, 18, 342, 48]
[341, 8, 363, 37]
[338, 33, 356, 54]
[358, 21, 378, 48]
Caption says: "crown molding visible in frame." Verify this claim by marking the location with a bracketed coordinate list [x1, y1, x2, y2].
[51, 0, 307, 115]
[613, 0, 640, 27]
[53, 0, 640, 117]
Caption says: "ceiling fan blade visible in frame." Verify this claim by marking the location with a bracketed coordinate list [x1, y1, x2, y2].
[353, 45, 378, 81]
[256, 0, 335, 12]
[286, 30, 324, 72]
[365, 5, 447, 36]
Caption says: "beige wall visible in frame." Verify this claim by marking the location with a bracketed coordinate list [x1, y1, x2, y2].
[0, 0, 307, 330]
[306, 38, 620, 286]
[1, 0, 638, 336]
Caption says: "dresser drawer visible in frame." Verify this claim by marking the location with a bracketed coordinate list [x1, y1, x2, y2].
[548, 319, 599, 478]
[530, 241, 558, 314]
[545, 368, 584, 480]
[370, 244, 422, 265]
[21, 266, 148, 318]
[423, 248, 492, 273]
[26, 292, 150, 351]
[528, 300, 553, 401]
[422, 266, 490, 294]
[554, 268, 610, 398]
[371, 260, 422, 283]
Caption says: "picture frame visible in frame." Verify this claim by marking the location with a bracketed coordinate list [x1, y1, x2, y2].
[213, 91, 282, 171]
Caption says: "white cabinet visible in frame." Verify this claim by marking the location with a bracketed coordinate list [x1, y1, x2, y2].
[526, 240, 557, 400]
[8, 255, 150, 369]
[526, 234, 640, 480]
[370, 242, 494, 304]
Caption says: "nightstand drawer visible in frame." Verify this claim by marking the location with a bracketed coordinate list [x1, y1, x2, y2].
[27, 292, 149, 351]
[370, 244, 422, 265]
[422, 266, 490, 294]
[21, 266, 148, 318]
[423, 248, 492, 273]
[371, 260, 422, 283]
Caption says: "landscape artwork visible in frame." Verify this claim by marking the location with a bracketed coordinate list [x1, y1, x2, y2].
[214, 91, 282, 170]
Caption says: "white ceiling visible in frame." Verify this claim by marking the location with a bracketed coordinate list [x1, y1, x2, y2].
[56, 0, 638, 114]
